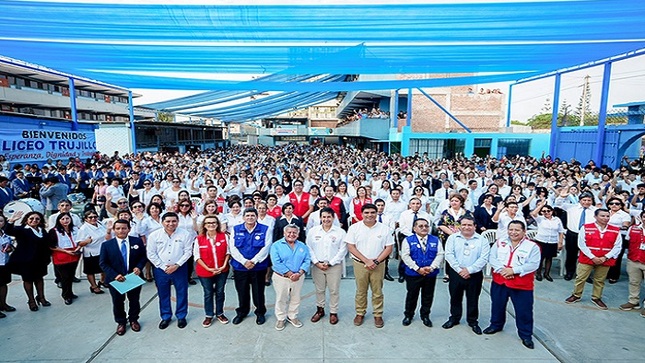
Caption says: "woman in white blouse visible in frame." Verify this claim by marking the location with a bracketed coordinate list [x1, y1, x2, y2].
[530, 201, 565, 282]
[606, 197, 632, 284]
[77, 210, 108, 294]
[49, 212, 90, 305]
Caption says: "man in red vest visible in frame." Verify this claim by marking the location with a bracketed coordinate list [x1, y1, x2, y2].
[288, 180, 312, 223]
[619, 210, 645, 316]
[565, 209, 622, 310]
[484, 221, 540, 349]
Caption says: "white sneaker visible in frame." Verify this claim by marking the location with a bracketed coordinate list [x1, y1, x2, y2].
[287, 318, 303, 328]
[275, 320, 286, 331]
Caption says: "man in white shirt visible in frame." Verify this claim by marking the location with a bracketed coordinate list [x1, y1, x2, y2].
[396, 198, 431, 283]
[146, 212, 193, 330]
[442, 216, 490, 335]
[434, 180, 455, 204]
[554, 191, 598, 280]
[346, 203, 393, 328]
[384, 189, 407, 222]
[307, 208, 347, 325]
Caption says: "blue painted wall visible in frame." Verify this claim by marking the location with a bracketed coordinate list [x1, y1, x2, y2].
[398, 126, 551, 158]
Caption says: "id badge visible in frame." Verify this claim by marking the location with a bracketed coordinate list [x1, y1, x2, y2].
[463, 248, 471, 256]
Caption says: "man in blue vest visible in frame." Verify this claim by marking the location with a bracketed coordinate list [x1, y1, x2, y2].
[401, 218, 444, 327]
[230, 208, 272, 325]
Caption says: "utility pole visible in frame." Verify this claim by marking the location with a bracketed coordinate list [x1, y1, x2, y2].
[579, 75, 590, 126]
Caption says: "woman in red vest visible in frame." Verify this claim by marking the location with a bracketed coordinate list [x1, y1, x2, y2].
[194, 215, 230, 328]
[350, 186, 372, 224]
[49, 212, 90, 305]
[620, 210, 645, 314]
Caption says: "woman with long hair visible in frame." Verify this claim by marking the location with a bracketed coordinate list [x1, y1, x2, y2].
[194, 215, 231, 327]
[350, 186, 372, 224]
[49, 212, 90, 305]
[6, 211, 51, 311]
[0, 215, 16, 317]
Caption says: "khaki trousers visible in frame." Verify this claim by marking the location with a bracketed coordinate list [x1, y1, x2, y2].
[352, 260, 385, 317]
[272, 273, 305, 321]
[626, 260, 645, 305]
[573, 263, 610, 300]
[311, 264, 342, 314]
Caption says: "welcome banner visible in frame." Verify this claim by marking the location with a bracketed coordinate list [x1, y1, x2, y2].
[0, 129, 97, 163]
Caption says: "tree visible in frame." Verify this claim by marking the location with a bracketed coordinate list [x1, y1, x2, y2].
[156, 111, 174, 123]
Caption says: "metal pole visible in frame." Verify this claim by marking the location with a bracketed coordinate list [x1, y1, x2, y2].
[548, 74, 561, 158]
[505, 83, 514, 127]
[392, 89, 399, 129]
[68, 78, 78, 131]
[594, 62, 612, 165]
[128, 91, 137, 154]
[406, 88, 412, 127]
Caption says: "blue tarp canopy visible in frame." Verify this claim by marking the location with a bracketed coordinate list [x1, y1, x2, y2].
[1, 0, 644, 121]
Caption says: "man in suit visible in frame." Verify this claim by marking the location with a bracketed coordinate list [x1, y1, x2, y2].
[0, 176, 14, 210]
[99, 219, 147, 336]
[40, 176, 69, 218]
[10, 170, 31, 199]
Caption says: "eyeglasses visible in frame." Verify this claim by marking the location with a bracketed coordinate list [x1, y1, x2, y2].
[132, 205, 143, 209]
[204, 222, 218, 225]
[608, 202, 622, 206]
[28, 217, 41, 221]
[173, 181, 180, 183]
[143, 183, 151, 185]
[87, 216, 98, 219]
[117, 201, 128, 205]
[179, 204, 191, 207]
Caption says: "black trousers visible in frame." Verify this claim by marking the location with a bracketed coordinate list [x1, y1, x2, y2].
[108, 285, 142, 325]
[447, 267, 483, 326]
[404, 274, 437, 318]
[565, 230, 580, 276]
[55, 261, 78, 300]
[233, 269, 267, 317]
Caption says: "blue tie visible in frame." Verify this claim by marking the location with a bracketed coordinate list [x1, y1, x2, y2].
[379, 214, 383, 223]
[413, 212, 418, 222]
[120, 240, 128, 270]
[578, 208, 587, 229]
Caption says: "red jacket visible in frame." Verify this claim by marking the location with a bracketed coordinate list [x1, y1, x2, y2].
[195, 233, 229, 277]
[289, 192, 311, 219]
[628, 226, 645, 264]
[578, 223, 620, 266]
[491, 239, 537, 291]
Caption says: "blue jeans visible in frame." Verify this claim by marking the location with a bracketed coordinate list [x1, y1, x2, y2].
[199, 271, 229, 317]
[153, 264, 189, 321]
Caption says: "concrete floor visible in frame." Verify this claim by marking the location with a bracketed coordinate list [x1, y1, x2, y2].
[0, 263, 643, 363]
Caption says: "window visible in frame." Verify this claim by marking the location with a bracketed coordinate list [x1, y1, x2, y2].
[497, 139, 530, 158]
[409, 138, 465, 159]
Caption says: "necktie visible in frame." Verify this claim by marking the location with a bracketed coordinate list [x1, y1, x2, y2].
[420, 237, 427, 252]
[481, 178, 485, 188]
[578, 208, 587, 229]
[413, 212, 418, 222]
[378, 214, 383, 223]
[409, 182, 412, 188]
[120, 240, 128, 270]
[445, 189, 449, 199]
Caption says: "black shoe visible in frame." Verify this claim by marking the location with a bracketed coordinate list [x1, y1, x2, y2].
[586, 277, 593, 284]
[0, 305, 16, 312]
[64, 298, 73, 305]
[402, 316, 412, 326]
[188, 279, 197, 286]
[264, 280, 271, 286]
[72, 277, 81, 283]
[544, 275, 554, 282]
[608, 279, 618, 284]
[483, 326, 502, 335]
[256, 315, 266, 325]
[384, 273, 394, 282]
[442, 320, 459, 329]
[232, 315, 244, 325]
[564, 274, 573, 281]
[398, 276, 405, 283]
[522, 339, 535, 349]
[158, 319, 171, 330]
[443, 276, 450, 283]
[536, 273, 543, 281]
[422, 317, 432, 327]
[0, 311, 6, 319]
[71, 294, 79, 300]
[56, 282, 63, 289]
[178, 318, 187, 329]
[470, 324, 482, 335]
